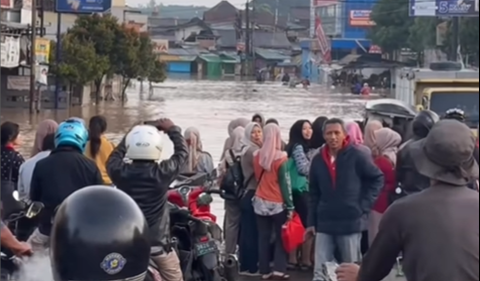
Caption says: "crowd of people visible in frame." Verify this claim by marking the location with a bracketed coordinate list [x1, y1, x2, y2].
[0, 106, 479, 281]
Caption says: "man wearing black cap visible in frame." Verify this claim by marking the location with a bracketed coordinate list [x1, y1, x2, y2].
[354, 120, 479, 281]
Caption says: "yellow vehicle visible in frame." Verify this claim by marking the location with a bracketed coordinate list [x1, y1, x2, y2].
[420, 87, 479, 131]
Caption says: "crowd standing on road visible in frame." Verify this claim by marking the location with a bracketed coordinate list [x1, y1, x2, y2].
[0, 107, 479, 281]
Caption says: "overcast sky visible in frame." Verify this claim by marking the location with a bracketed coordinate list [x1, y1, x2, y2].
[128, 0, 246, 8]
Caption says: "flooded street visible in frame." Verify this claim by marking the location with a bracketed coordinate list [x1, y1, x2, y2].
[1, 79, 373, 229]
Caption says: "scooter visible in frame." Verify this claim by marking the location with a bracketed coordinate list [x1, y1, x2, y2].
[1, 192, 43, 281]
[167, 171, 218, 222]
[169, 203, 225, 281]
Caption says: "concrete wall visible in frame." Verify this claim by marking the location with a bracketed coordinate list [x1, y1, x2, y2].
[0, 74, 89, 109]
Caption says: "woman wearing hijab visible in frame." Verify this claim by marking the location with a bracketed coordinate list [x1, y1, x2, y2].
[252, 113, 266, 127]
[182, 127, 214, 174]
[31, 119, 58, 157]
[308, 116, 328, 159]
[369, 128, 401, 244]
[221, 118, 249, 161]
[252, 123, 293, 280]
[238, 122, 263, 276]
[285, 120, 314, 270]
[346, 121, 371, 156]
[363, 120, 383, 151]
[18, 119, 58, 200]
[219, 126, 246, 256]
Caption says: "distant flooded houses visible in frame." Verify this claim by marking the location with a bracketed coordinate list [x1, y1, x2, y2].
[147, 1, 306, 78]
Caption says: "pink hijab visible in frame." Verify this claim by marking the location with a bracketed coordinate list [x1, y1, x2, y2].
[364, 120, 383, 150]
[346, 122, 364, 145]
[31, 119, 58, 156]
[372, 128, 401, 165]
[254, 124, 286, 171]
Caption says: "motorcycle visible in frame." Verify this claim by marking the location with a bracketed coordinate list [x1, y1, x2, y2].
[1, 192, 43, 281]
[167, 171, 218, 222]
[169, 203, 225, 281]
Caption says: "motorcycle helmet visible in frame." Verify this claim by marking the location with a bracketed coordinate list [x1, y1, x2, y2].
[54, 119, 89, 152]
[412, 110, 439, 139]
[50, 186, 150, 281]
[444, 108, 466, 122]
[125, 125, 163, 160]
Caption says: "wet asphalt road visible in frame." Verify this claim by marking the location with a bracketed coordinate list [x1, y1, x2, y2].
[237, 270, 406, 281]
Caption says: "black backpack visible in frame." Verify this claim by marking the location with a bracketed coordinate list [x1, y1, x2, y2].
[220, 150, 250, 200]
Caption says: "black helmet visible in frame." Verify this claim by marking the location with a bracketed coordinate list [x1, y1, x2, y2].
[444, 108, 466, 122]
[412, 110, 439, 138]
[51, 186, 150, 281]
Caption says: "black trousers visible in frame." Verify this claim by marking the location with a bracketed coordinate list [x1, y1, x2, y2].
[238, 190, 259, 273]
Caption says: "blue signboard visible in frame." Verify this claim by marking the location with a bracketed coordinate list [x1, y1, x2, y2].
[436, 0, 478, 16]
[55, 0, 112, 13]
[410, 0, 479, 16]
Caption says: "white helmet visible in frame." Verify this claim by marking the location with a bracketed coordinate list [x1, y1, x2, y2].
[125, 125, 163, 160]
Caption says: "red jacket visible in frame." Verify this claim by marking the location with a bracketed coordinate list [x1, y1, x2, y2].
[372, 156, 396, 213]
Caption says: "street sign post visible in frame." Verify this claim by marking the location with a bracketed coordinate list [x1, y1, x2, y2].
[409, 0, 479, 16]
[55, 0, 112, 13]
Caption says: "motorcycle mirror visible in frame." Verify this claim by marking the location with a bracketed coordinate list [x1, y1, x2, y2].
[197, 193, 213, 206]
[26, 202, 44, 218]
[209, 169, 218, 179]
[12, 191, 20, 202]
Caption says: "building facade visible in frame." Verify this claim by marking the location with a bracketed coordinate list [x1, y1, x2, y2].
[314, 0, 377, 59]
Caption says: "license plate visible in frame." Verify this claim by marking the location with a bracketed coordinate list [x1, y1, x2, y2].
[194, 240, 217, 258]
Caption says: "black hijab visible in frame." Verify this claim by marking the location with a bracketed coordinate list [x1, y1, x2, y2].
[310, 116, 328, 149]
[286, 119, 311, 157]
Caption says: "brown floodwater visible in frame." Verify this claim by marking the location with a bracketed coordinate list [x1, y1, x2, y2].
[0, 79, 378, 229]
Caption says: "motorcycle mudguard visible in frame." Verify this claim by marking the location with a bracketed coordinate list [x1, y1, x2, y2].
[200, 252, 218, 270]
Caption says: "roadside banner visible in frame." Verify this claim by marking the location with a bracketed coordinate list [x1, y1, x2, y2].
[1, 36, 21, 68]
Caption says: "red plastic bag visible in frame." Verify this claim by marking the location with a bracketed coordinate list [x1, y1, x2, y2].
[281, 212, 305, 253]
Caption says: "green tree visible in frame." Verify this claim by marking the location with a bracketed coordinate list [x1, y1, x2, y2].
[369, 0, 413, 56]
[113, 26, 142, 100]
[443, 18, 479, 64]
[407, 18, 438, 66]
[148, 60, 166, 84]
[137, 32, 156, 79]
[49, 35, 109, 87]
[66, 14, 122, 102]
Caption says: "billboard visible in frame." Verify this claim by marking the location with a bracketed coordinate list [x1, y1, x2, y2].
[55, 0, 112, 13]
[152, 39, 169, 54]
[410, 0, 479, 16]
[349, 10, 375, 27]
[1, 0, 12, 9]
[313, 0, 338, 7]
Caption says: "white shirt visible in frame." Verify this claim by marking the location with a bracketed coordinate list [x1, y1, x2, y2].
[17, 150, 51, 200]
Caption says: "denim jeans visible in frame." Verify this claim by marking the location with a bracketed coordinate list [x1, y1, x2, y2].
[313, 233, 362, 281]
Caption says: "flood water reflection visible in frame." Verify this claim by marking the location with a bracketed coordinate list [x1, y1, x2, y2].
[1, 79, 378, 228]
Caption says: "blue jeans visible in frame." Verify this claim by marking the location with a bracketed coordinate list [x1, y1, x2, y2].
[313, 233, 362, 281]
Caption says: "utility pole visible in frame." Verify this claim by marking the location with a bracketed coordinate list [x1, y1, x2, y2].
[29, 0, 37, 114]
[250, 2, 255, 76]
[39, 0, 44, 36]
[451, 17, 459, 62]
[245, 0, 251, 77]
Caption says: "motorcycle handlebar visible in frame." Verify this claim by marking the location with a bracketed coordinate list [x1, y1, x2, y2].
[205, 189, 222, 195]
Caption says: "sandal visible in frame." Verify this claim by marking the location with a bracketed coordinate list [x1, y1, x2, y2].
[298, 263, 313, 271]
[261, 273, 273, 280]
[287, 263, 298, 271]
[271, 272, 290, 280]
